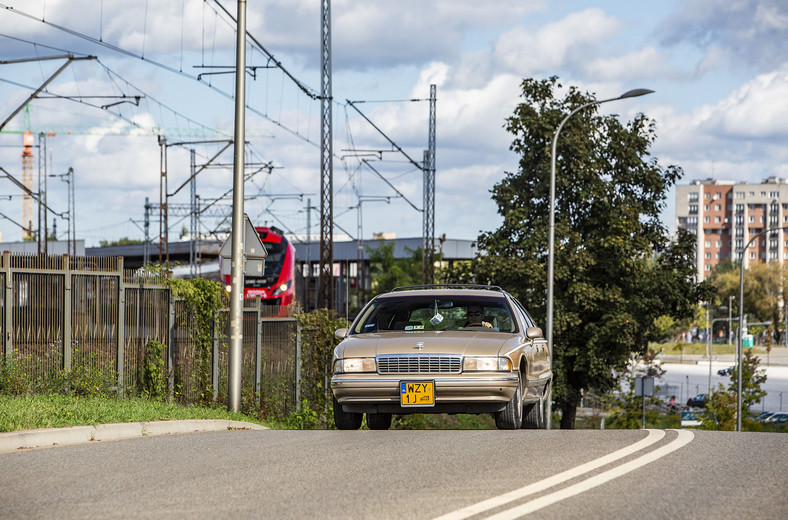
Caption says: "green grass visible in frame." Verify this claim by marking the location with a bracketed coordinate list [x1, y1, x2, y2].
[0, 394, 276, 433]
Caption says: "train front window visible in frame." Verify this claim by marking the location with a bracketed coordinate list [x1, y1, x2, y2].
[245, 237, 287, 288]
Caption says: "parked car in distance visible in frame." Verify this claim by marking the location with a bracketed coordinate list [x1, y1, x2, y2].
[681, 410, 703, 427]
[330, 285, 552, 430]
[687, 394, 708, 408]
[756, 411, 774, 422]
[764, 412, 788, 424]
[717, 366, 733, 376]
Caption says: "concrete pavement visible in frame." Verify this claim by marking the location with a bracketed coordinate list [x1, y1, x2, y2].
[0, 419, 267, 454]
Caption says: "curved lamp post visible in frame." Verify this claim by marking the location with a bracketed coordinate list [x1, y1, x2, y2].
[546, 88, 654, 430]
[736, 225, 788, 431]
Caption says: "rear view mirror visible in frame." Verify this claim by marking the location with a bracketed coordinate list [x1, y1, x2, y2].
[526, 326, 543, 340]
[334, 328, 348, 340]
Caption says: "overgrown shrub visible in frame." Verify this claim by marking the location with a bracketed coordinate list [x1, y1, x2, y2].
[63, 349, 117, 397]
[142, 265, 228, 405]
[297, 308, 348, 428]
[140, 340, 167, 400]
[0, 355, 33, 395]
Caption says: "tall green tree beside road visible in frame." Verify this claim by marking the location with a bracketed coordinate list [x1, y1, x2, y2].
[454, 77, 710, 428]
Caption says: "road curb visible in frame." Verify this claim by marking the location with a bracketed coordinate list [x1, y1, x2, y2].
[0, 420, 267, 454]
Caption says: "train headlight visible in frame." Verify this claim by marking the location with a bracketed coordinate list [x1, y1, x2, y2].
[273, 280, 291, 295]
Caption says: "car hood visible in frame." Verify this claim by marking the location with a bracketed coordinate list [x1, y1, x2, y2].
[337, 330, 518, 358]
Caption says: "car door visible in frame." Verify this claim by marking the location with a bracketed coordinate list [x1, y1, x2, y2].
[511, 297, 549, 379]
[508, 298, 542, 399]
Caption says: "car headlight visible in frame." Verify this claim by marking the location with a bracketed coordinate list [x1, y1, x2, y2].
[463, 356, 512, 372]
[334, 357, 376, 373]
[272, 280, 291, 295]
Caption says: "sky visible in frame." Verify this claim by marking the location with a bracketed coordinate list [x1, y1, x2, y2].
[1, 0, 787, 250]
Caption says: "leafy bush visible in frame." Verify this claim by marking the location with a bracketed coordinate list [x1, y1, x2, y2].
[140, 340, 167, 400]
[0, 355, 33, 395]
[297, 308, 348, 428]
[63, 350, 118, 397]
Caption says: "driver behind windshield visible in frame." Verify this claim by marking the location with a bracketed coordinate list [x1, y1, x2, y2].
[465, 305, 493, 328]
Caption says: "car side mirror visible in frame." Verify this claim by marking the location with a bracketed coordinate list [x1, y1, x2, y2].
[526, 326, 543, 340]
[334, 328, 348, 340]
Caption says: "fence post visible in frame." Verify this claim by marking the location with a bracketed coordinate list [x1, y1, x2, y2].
[116, 257, 125, 397]
[255, 296, 262, 400]
[63, 254, 72, 373]
[3, 251, 12, 360]
[212, 316, 219, 403]
[168, 289, 175, 401]
[296, 314, 302, 412]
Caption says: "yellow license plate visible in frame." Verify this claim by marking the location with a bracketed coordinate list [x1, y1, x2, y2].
[400, 381, 435, 407]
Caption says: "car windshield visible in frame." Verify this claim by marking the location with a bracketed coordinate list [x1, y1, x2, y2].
[351, 294, 517, 334]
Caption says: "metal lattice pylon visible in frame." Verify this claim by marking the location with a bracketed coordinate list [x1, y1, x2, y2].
[422, 85, 437, 284]
[319, 0, 334, 309]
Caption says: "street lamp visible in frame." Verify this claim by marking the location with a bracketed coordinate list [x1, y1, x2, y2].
[708, 310, 728, 394]
[545, 88, 654, 430]
[736, 225, 788, 430]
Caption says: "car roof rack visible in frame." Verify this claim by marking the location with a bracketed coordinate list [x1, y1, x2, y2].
[390, 283, 506, 293]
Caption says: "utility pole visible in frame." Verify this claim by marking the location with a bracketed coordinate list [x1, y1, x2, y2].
[158, 135, 167, 263]
[37, 132, 47, 255]
[306, 197, 312, 310]
[189, 149, 197, 277]
[143, 197, 151, 265]
[227, 0, 247, 412]
[319, 0, 334, 310]
[68, 167, 75, 256]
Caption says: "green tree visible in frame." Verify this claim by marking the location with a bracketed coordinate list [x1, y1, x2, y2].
[455, 77, 709, 428]
[702, 349, 767, 430]
[367, 241, 423, 295]
[712, 262, 780, 325]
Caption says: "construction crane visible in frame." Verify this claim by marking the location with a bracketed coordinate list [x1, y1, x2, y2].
[20, 106, 33, 240]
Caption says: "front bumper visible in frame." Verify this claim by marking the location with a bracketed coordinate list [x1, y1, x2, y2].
[331, 372, 519, 414]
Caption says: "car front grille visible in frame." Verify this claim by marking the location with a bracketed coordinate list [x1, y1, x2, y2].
[377, 355, 462, 374]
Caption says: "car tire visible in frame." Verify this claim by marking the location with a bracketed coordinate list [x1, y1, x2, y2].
[496, 374, 523, 429]
[366, 412, 392, 430]
[522, 381, 547, 429]
[333, 394, 362, 430]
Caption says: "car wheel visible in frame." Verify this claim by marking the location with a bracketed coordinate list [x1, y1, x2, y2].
[495, 373, 523, 429]
[333, 394, 362, 430]
[366, 412, 392, 430]
[522, 381, 547, 429]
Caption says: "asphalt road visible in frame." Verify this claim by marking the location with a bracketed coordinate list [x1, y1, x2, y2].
[2, 429, 786, 519]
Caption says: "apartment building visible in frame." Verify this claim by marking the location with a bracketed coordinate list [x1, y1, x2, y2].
[675, 177, 788, 281]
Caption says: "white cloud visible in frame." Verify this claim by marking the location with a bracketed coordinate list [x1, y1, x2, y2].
[492, 8, 622, 75]
[658, 0, 788, 73]
[704, 64, 788, 138]
[582, 46, 668, 81]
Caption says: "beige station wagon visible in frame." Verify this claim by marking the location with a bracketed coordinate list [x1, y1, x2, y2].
[331, 285, 552, 430]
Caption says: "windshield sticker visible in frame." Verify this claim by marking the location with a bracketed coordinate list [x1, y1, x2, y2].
[405, 324, 424, 331]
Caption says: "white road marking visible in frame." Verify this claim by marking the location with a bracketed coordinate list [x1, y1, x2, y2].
[433, 429, 666, 520]
[486, 429, 695, 519]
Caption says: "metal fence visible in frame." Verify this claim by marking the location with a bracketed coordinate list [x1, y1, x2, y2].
[0, 252, 300, 413]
